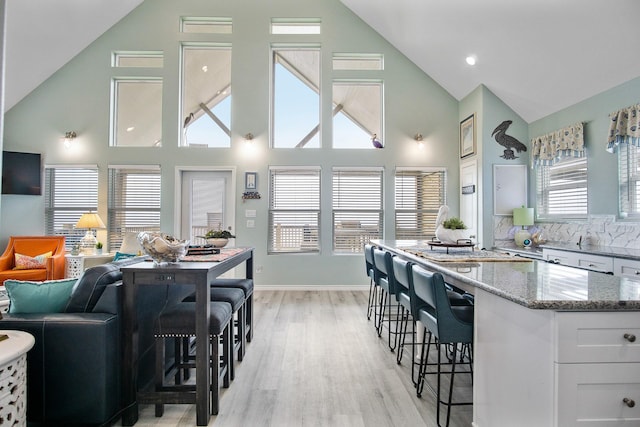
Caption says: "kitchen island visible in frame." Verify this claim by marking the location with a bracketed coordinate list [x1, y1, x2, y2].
[372, 240, 640, 427]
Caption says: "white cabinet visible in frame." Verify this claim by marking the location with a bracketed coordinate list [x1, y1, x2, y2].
[542, 249, 614, 274]
[555, 312, 640, 426]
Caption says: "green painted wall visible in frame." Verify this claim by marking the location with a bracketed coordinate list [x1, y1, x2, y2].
[459, 85, 528, 248]
[1, 0, 459, 287]
[529, 76, 640, 216]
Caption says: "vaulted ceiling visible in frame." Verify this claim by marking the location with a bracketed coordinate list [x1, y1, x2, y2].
[5, 0, 640, 123]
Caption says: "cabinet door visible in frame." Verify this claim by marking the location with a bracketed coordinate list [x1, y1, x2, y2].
[557, 362, 640, 426]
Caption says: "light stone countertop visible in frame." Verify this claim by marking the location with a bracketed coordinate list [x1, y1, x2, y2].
[372, 240, 640, 311]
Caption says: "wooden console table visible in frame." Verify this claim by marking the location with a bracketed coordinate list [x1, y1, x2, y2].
[120, 247, 253, 426]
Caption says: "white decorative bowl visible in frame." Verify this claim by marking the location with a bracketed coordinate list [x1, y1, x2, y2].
[206, 238, 228, 248]
[435, 227, 473, 244]
[137, 232, 189, 264]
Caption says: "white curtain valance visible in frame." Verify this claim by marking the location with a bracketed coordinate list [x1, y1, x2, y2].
[531, 122, 585, 166]
[606, 103, 640, 153]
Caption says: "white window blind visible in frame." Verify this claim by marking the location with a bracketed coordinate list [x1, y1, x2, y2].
[395, 168, 446, 240]
[619, 144, 640, 218]
[536, 156, 588, 218]
[332, 168, 383, 253]
[108, 166, 161, 251]
[44, 166, 99, 249]
[268, 167, 320, 253]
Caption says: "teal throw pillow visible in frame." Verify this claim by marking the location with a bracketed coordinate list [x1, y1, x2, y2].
[113, 251, 136, 262]
[5, 278, 77, 314]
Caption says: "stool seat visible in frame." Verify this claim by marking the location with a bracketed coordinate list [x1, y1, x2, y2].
[211, 278, 253, 296]
[155, 301, 232, 336]
[184, 288, 245, 312]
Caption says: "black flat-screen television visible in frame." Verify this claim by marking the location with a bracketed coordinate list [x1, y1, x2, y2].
[2, 151, 42, 195]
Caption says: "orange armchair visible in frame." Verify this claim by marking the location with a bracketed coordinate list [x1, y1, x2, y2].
[0, 236, 67, 285]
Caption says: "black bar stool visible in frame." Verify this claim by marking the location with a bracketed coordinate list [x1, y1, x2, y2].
[152, 301, 233, 416]
[372, 247, 400, 351]
[364, 244, 378, 320]
[211, 278, 254, 346]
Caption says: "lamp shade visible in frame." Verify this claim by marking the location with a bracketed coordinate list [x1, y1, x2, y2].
[513, 207, 534, 227]
[76, 212, 106, 229]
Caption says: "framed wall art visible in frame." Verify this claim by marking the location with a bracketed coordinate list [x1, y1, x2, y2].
[245, 172, 257, 190]
[460, 114, 476, 158]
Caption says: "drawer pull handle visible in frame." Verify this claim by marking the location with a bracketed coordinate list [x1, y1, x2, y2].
[635, 271, 640, 275]
[624, 333, 636, 343]
[588, 263, 595, 267]
[623, 398, 635, 408]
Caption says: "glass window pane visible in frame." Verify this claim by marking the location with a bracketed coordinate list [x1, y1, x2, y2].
[181, 17, 232, 34]
[112, 79, 163, 147]
[395, 169, 446, 240]
[271, 20, 321, 35]
[44, 166, 99, 250]
[268, 168, 320, 253]
[272, 48, 320, 148]
[536, 156, 587, 219]
[333, 81, 382, 149]
[181, 46, 232, 147]
[113, 52, 163, 68]
[332, 168, 383, 253]
[332, 54, 383, 70]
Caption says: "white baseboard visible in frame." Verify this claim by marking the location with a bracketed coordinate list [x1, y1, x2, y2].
[255, 284, 369, 291]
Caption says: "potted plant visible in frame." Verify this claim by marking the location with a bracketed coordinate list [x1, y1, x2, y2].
[95, 241, 103, 254]
[436, 217, 472, 243]
[199, 228, 236, 248]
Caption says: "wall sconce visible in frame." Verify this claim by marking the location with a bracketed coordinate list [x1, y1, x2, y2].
[63, 131, 77, 149]
[244, 133, 254, 145]
[414, 133, 424, 149]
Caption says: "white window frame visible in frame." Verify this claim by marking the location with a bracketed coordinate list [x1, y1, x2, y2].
[536, 156, 588, 219]
[394, 167, 446, 240]
[268, 167, 321, 254]
[44, 165, 99, 250]
[332, 167, 383, 253]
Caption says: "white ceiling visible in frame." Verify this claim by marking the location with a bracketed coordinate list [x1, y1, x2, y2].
[4, 0, 143, 111]
[4, 0, 640, 123]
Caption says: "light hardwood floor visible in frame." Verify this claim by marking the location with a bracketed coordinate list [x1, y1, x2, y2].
[131, 290, 472, 426]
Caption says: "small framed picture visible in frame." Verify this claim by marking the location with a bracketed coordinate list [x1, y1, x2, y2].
[245, 172, 257, 190]
[460, 114, 476, 158]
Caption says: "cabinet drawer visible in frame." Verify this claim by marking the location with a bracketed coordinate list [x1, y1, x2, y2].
[556, 362, 640, 426]
[614, 258, 640, 278]
[556, 312, 640, 363]
[575, 253, 613, 273]
[543, 249, 574, 265]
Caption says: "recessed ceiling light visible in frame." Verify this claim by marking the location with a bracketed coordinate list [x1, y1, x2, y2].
[202, 65, 208, 72]
[126, 126, 135, 132]
[466, 56, 477, 66]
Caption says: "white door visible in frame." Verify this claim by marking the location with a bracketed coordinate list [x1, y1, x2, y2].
[180, 170, 234, 245]
[460, 159, 479, 244]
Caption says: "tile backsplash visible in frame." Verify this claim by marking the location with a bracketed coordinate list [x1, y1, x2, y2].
[494, 215, 640, 249]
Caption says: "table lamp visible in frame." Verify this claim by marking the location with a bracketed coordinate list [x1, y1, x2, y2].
[513, 206, 534, 247]
[76, 212, 106, 255]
